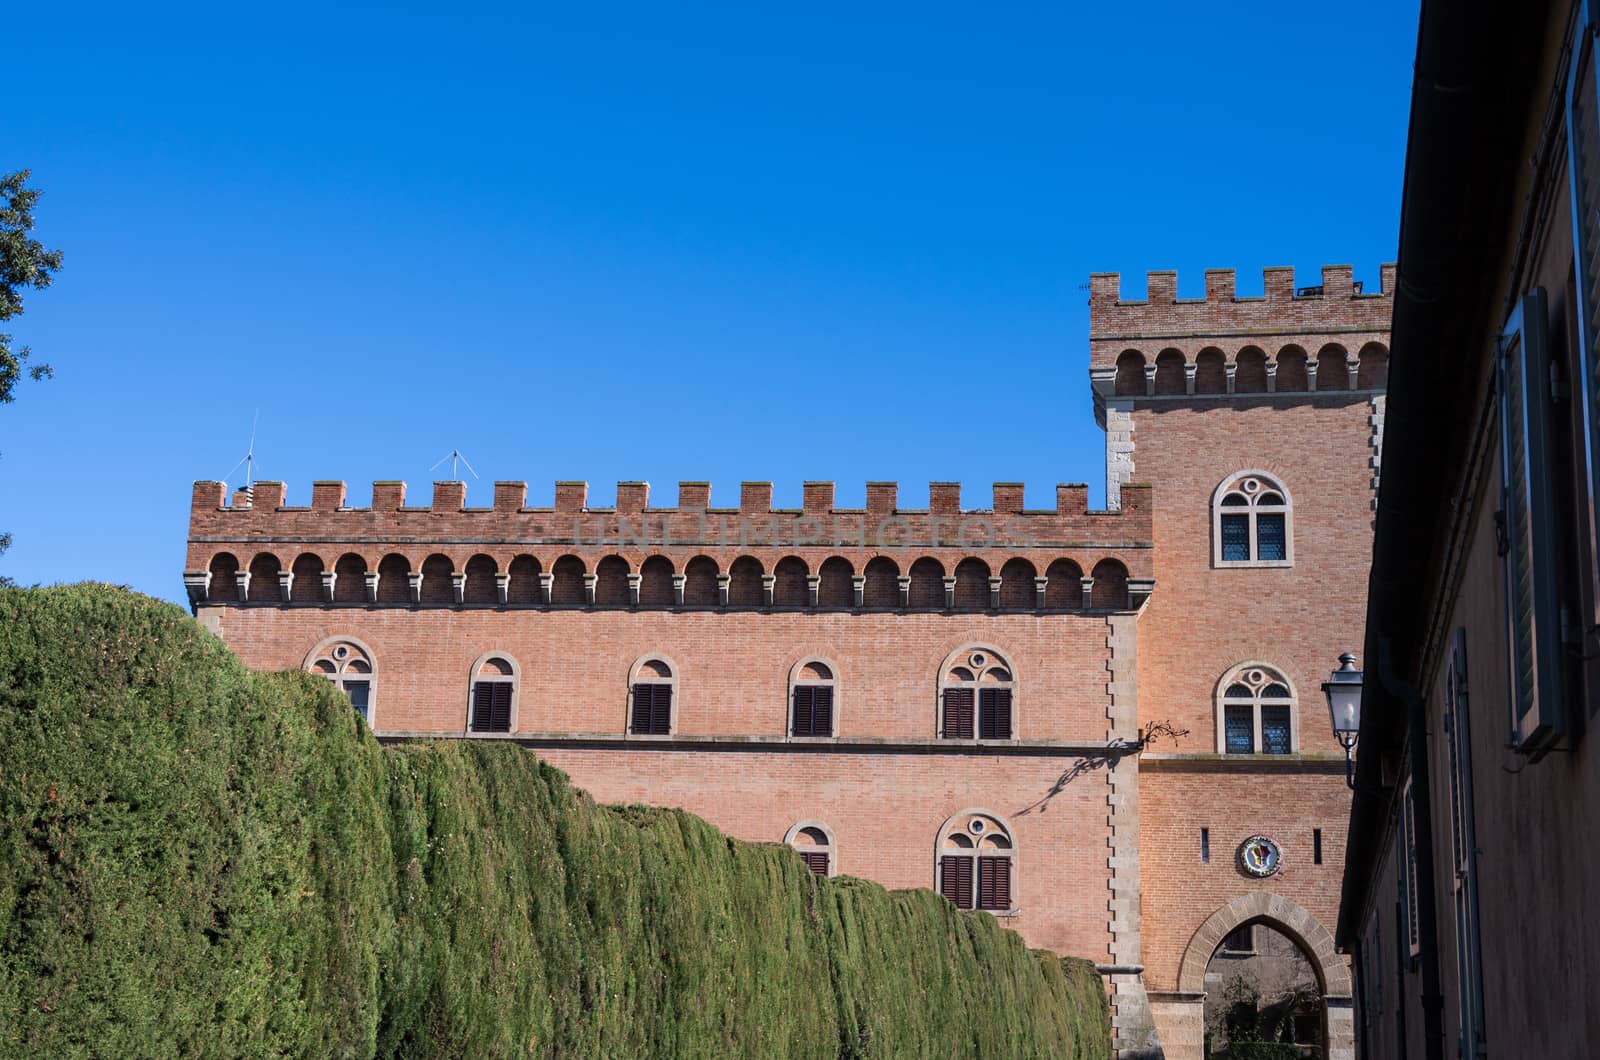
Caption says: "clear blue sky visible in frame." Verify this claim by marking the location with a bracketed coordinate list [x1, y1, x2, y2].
[3, 2, 1419, 603]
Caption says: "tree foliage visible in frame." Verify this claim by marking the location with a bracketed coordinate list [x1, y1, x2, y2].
[0, 169, 62, 406]
[0, 584, 1111, 1059]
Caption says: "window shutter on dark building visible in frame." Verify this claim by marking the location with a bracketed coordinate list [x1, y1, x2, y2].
[977, 856, 1010, 910]
[1496, 288, 1566, 753]
[940, 854, 974, 909]
[632, 682, 672, 735]
[978, 687, 1012, 739]
[942, 688, 975, 739]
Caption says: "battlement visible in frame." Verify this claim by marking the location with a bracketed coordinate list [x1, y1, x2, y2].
[184, 478, 1153, 612]
[1088, 264, 1394, 407]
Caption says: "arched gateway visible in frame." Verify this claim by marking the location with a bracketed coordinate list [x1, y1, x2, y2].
[1168, 892, 1354, 1060]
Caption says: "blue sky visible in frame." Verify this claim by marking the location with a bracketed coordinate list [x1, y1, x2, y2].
[3, 2, 1419, 602]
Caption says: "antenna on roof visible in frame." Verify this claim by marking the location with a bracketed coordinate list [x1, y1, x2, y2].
[222, 410, 261, 500]
[430, 448, 479, 481]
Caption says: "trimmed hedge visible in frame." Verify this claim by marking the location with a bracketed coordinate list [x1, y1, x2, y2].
[0, 585, 1109, 1058]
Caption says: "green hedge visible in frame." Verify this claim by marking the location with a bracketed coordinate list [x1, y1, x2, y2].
[0, 586, 1109, 1059]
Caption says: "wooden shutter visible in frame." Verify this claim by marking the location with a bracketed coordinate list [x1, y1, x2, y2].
[942, 688, 975, 739]
[813, 686, 833, 736]
[1446, 628, 1488, 1057]
[1497, 288, 1565, 754]
[792, 686, 814, 736]
[489, 682, 512, 732]
[979, 688, 1012, 740]
[940, 855, 973, 909]
[632, 682, 671, 735]
[471, 681, 493, 732]
[977, 856, 1011, 911]
[1568, 11, 1600, 642]
[800, 851, 829, 876]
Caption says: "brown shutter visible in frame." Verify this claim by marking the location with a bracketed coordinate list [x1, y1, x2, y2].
[814, 686, 833, 736]
[470, 681, 494, 732]
[940, 855, 974, 909]
[942, 688, 975, 739]
[978, 856, 1011, 911]
[792, 686, 814, 736]
[801, 851, 829, 876]
[632, 683, 670, 734]
[979, 688, 1012, 739]
[489, 682, 513, 732]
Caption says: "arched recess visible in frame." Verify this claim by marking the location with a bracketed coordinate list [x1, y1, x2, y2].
[1090, 558, 1129, 610]
[1316, 344, 1349, 391]
[773, 556, 809, 606]
[817, 557, 854, 607]
[208, 552, 240, 602]
[728, 556, 765, 606]
[1114, 350, 1146, 396]
[462, 554, 498, 605]
[594, 555, 631, 605]
[998, 558, 1037, 609]
[1277, 345, 1309, 391]
[1357, 342, 1389, 389]
[639, 555, 675, 606]
[908, 557, 945, 608]
[1234, 346, 1269, 393]
[1194, 347, 1226, 393]
[1177, 892, 1351, 997]
[683, 556, 720, 606]
[550, 555, 587, 605]
[291, 553, 325, 603]
[249, 553, 283, 603]
[1154, 348, 1186, 394]
[376, 554, 411, 605]
[507, 555, 541, 604]
[1044, 558, 1083, 609]
[419, 554, 453, 606]
[334, 553, 367, 603]
[862, 556, 900, 608]
[952, 557, 990, 609]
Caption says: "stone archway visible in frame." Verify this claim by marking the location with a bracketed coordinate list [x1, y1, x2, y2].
[1171, 893, 1354, 1060]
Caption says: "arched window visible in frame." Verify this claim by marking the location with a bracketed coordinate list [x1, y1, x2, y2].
[291, 553, 325, 604]
[1235, 347, 1269, 393]
[419, 554, 454, 606]
[1217, 663, 1296, 755]
[468, 653, 519, 734]
[937, 810, 1014, 912]
[1195, 347, 1226, 393]
[785, 821, 836, 877]
[1213, 472, 1294, 567]
[1044, 558, 1083, 609]
[1357, 342, 1389, 389]
[628, 655, 677, 736]
[908, 557, 945, 608]
[1114, 350, 1146, 396]
[1154, 348, 1186, 395]
[550, 555, 587, 605]
[305, 637, 376, 725]
[789, 658, 837, 738]
[728, 556, 764, 606]
[939, 646, 1015, 740]
[1316, 343, 1350, 391]
[1276, 345, 1309, 391]
[594, 555, 630, 606]
[1090, 558, 1129, 610]
[507, 555, 541, 604]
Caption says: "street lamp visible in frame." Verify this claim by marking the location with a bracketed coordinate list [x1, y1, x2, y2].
[1322, 652, 1363, 789]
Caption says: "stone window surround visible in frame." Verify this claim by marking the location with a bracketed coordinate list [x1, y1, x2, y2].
[936, 643, 1018, 741]
[783, 819, 837, 878]
[934, 808, 1017, 915]
[1213, 661, 1299, 755]
[303, 635, 378, 727]
[1211, 469, 1295, 569]
[466, 650, 521, 736]
[786, 655, 840, 741]
[626, 653, 680, 739]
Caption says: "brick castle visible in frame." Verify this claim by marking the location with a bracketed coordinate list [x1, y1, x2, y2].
[185, 263, 1390, 1060]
